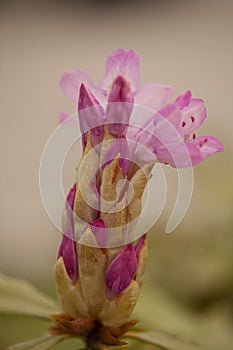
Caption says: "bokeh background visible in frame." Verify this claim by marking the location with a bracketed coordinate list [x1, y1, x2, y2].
[0, 0, 232, 349]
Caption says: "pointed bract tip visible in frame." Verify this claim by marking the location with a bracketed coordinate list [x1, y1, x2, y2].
[135, 234, 147, 257]
[78, 83, 97, 112]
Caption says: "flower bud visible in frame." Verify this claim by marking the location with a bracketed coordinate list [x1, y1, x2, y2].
[106, 76, 134, 137]
[78, 83, 105, 148]
[105, 244, 137, 300]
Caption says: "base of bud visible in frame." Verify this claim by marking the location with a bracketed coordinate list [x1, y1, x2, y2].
[49, 313, 137, 348]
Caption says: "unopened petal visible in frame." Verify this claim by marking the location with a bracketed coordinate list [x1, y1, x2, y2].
[78, 84, 106, 148]
[105, 245, 137, 300]
[57, 228, 78, 284]
[106, 76, 134, 137]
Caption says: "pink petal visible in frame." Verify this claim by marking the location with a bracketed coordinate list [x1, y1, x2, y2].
[134, 82, 173, 112]
[58, 112, 69, 124]
[58, 228, 78, 283]
[177, 98, 207, 136]
[155, 141, 200, 168]
[106, 76, 134, 137]
[135, 104, 182, 157]
[187, 136, 224, 165]
[58, 112, 77, 127]
[155, 103, 183, 142]
[105, 244, 137, 300]
[101, 49, 140, 92]
[60, 69, 106, 103]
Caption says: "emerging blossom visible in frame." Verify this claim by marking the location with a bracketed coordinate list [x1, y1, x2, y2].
[53, 48, 223, 346]
[60, 48, 223, 168]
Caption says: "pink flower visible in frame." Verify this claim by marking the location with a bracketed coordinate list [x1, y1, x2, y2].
[134, 90, 224, 167]
[60, 48, 173, 112]
[60, 48, 223, 169]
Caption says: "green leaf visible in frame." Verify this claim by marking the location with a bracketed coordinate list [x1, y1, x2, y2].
[0, 272, 59, 319]
[5, 335, 67, 350]
[124, 329, 206, 350]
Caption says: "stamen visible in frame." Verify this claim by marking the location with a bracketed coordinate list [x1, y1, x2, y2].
[191, 116, 195, 123]
[199, 138, 208, 147]
[182, 121, 186, 127]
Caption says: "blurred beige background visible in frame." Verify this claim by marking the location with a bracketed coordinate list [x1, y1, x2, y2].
[0, 0, 232, 349]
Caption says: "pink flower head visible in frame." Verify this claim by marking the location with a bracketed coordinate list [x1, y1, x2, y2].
[60, 48, 223, 169]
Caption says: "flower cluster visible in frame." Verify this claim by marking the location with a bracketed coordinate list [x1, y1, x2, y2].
[52, 49, 223, 345]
